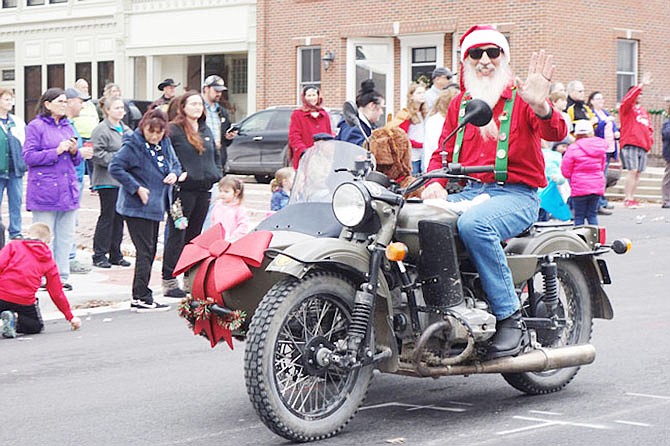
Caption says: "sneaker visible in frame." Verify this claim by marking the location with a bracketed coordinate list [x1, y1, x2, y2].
[624, 199, 640, 208]
[163, 287, 187, 298]
[130, 299, 171, 313]
[597, 207, 613, 216]
[9, 234, 24, 240]
[93, 259, 112, 269]
[70, 260, 92, 274]
[62, 283, 73, 291]
[110, 259, 132, 267]
[1, 310, 17, 338]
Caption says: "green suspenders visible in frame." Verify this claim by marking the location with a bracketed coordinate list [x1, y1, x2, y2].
[453, 90, 516, 183]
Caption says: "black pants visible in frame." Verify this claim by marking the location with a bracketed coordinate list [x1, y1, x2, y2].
[0, 299, 44, 334]
[124, 216, 159, 301]
[92, 188, 125, 263]
[162, 189, 210, 280]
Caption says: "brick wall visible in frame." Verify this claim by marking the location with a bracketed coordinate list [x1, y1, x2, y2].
[257, 0, 670, 148]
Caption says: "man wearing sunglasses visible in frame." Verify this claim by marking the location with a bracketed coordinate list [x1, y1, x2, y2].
[422, 24, 568, 359]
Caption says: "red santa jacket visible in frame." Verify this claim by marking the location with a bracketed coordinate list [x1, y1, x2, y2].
[427, 86, 567, 188]
[0, 239, 74, 320]
[288, 108, 333, 169]
[619, 85, 654, 152]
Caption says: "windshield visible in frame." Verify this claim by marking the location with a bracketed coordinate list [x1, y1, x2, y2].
[290, 139, 372, 204]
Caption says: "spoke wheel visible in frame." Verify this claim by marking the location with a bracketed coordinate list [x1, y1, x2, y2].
[503, 260, 593, 394]
[245, 271, 373, 442]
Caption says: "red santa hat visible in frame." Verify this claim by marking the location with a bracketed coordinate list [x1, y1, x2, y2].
[459, 25, 511, 62]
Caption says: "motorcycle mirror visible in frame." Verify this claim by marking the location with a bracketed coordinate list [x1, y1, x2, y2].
[462, 99, 493, 127]
[342, 100, 360, 127]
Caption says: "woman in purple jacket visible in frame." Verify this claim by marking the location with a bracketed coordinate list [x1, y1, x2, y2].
[23, 88, 82, 289]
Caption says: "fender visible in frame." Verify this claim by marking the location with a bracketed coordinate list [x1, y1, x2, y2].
[505, 226, 613, 320]
[267, 237, 399, 371]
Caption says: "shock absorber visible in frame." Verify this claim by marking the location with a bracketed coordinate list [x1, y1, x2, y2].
[541, 258, 559, 314]
[347, 286, 374, 358]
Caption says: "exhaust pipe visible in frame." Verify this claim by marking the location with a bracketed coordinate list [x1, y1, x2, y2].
[398, 344, 596, 378]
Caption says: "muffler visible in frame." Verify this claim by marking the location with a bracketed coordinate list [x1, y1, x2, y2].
[398, 344, 596, 377]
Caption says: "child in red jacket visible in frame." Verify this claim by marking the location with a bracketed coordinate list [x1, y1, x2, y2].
[0, 222, 82, 338]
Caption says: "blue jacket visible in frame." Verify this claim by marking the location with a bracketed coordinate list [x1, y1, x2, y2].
[0, 114, 27, 179]
[23, 114, 82, 211]
[335, 116, 372, 147]
[271, 188, 290, 211]
[109, 130, 182, 222]
[662, 119, 670, 163]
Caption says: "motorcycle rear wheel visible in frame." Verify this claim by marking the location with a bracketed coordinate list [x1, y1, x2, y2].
[503, 260, 593, 394]
[244, 271, 373, 442]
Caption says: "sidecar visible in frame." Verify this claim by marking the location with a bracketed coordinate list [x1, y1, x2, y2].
[201, 139, 372, 334]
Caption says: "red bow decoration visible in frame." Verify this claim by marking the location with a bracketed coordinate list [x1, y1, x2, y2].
[174, 224, 272, 348]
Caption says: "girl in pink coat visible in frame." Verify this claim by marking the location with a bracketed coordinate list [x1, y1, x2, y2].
[210, 177, 250, 241]
[561, 120, 608, 225]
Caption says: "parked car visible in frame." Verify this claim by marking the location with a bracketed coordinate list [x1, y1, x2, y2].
[225, 106, 342, 183]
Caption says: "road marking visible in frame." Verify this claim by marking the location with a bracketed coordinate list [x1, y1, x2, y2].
[361, 402, 467, 413]
[626, 392, 670, 400]
[497, 416, 608, 435]
[614, 420, 652, 427]
[528, 410, 562, 416]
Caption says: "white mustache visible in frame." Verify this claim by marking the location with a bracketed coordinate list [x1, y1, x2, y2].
[475, 63, 495, 72]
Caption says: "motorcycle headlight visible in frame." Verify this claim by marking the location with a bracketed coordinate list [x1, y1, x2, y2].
[332, 182, 372, 228]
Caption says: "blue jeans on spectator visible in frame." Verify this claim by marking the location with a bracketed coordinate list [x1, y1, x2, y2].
[0, 175, 23, 238]
[572, 194, 599, 226]
[32, 210, 77, 282]
[411, 160, 422, 176]
[449, 182, 539, 320]
[70, 178, 85, 261]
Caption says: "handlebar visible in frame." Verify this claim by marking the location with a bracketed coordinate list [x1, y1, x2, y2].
[402, 164, 495, 197]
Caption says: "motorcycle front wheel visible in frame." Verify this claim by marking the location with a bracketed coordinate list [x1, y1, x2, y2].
[503, 260, 593, 394]
[244, 271, 373, 442]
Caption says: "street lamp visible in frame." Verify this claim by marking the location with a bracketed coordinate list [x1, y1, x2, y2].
[322, 50, 335, 71]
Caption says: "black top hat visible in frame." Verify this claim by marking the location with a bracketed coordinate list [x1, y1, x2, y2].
[158, 78, 181, 91]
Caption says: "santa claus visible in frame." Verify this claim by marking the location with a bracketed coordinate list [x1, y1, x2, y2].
[422, 25, 568, 359]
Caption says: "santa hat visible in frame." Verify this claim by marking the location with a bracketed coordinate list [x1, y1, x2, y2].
[459, 25, 510, 62]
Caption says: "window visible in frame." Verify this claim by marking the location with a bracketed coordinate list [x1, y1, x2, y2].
[2, 69, 15, 81]
[240, 110, 273, 133]
[24, 65, 42, 122]
[2, 0, 17, 8]
[617, 39, 638, 102]
[353, 42, 391, 125]
[231, 57, 247, 94]
[26, 0, 45, 5]
[297, 46, 321, 101]
[47, 64, 64, 89]
[75, 62, 92, 86]
[269, 109, 291, 131]
[49, 0, 67, 3]
[97, 61, 114, 97]
[411, 47, 436, 84]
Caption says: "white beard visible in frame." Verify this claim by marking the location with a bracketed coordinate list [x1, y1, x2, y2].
[463, 58, 513, 140]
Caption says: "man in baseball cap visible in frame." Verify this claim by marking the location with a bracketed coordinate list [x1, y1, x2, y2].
[422, 24, 567, 359]
[424, 67, 455, 112]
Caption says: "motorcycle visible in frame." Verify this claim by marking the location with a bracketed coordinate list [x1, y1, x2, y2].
[179, 100, 630, 442]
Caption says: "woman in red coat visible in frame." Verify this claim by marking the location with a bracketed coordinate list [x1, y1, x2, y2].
[288, 86, 332, 169]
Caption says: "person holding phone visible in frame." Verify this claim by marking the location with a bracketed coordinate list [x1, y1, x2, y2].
[23, 88, 83, 290]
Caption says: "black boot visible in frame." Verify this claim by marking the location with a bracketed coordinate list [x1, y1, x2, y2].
[487, 310, 529, 359]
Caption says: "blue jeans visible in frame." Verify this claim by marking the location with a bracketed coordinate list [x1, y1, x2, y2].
[572, 194, 599, 226]
[449, 182, 539, 320]
[69, 178, 84, 261]
[411, 160, 422, 176]
[32, 210, 77, 282]
[0, 175, 24, 238]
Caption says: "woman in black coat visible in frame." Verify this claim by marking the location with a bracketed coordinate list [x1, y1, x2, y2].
[161, 91, 222, 297]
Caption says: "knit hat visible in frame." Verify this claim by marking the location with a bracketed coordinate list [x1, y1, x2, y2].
[459, 25, 511, 62]
[573, 120, 594, 135]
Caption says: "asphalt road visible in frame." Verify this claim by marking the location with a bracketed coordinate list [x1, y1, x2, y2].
[2, 204, 669, 445]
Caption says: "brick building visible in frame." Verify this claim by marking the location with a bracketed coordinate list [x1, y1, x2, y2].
[257, 0, 670, 156]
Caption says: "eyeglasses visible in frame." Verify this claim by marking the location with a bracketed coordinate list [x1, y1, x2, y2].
[468, 47, 502, 60]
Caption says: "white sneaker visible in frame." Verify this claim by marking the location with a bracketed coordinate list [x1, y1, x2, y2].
[130, 299, 170, 313]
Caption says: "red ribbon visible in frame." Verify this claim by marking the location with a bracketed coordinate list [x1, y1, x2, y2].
[174, 223, 272, 348]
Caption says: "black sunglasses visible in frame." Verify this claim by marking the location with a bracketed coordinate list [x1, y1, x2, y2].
[468, 47, 502, 60]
